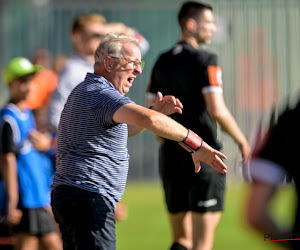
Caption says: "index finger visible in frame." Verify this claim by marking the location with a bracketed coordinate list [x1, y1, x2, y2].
[175, 98, 183, 109]
[214, 150, 227, 160]
[164, 95, 177, 105]
[213, 157, 227, 173]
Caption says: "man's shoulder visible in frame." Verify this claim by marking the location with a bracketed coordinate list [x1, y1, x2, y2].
[155, 48, 173, 62]
[156, 43, 217, 62]
[0, 104, 32, 124]
[0, 104, 18, 117]
[74, 75, 124, 100]
[198, 47, 217, 57]
[195, 47, 218, 67]
[153, 45, 185, 68]
[61, 55, 93, 74]
[58, 61, 91, 88]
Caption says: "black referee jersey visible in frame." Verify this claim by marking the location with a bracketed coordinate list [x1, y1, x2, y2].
[149, 41, 223, 150]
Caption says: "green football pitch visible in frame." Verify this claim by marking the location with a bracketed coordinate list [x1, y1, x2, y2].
[116, 181, 295, 250]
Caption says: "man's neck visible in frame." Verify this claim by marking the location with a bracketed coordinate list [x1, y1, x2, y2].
[10, 99, 25, 112]
[84, 54, 95, 64]
[80, 54, 95, 64]
[76, 52, 95, 64]
[180, 35, 200, 49]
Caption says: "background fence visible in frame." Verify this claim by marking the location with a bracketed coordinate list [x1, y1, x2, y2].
[0, 0, 299, 180]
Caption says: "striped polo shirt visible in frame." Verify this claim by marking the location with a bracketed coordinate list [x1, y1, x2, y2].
[51, 73, 134, 207]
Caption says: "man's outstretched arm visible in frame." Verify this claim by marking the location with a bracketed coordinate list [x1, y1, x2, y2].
[127, 92, 183, 137]
[113, 102, 227, 174]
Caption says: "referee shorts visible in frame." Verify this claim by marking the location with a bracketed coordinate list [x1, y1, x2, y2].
[159, 143, 226, 214]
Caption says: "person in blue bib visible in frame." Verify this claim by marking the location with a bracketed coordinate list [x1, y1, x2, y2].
[0, 57, 62, 249]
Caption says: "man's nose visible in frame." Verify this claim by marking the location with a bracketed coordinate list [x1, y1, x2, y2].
[134, 65, 142, 74]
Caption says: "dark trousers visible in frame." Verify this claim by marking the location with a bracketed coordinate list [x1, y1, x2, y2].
[51, 185, 116, 250]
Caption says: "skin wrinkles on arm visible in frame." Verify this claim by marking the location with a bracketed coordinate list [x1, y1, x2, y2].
[204, 91, 251, 162]
[128, 92, 183, 138]
[114, 103, 187, 141]
[113, 102, 228, 174]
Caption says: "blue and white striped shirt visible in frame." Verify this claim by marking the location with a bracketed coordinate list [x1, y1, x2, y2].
[51, 73, 134, 207]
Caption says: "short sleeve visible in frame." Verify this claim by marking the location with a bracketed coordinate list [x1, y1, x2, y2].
[92, 88, 134, 127]
[0, 122, 16, 153]
[249, 158, 287, 186]
[201, 54, 223, 94]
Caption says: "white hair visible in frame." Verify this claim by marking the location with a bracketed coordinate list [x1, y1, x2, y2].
[94, 32, 140, 63]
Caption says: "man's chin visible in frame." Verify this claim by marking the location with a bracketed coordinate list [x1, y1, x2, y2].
[203, 39, 211, 44]
[123, 88, 130, 95]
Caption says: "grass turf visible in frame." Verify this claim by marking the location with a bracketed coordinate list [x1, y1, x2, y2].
[116, 181, 295, 250]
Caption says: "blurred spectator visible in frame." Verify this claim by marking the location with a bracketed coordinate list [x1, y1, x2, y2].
[53, 54, 68, 75]
[0, 57, 62, 249]
[31, 49, 53, 69]
[24, 49, 58, 131]
[246, 95, 300, 249]
[24, 49, 58, 210]
[147, 2, 250, 250]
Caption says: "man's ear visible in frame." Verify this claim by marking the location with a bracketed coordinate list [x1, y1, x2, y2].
[186, 18, 197, 33]
[104, 57, 112, 72]
[71, 32, 81, 44]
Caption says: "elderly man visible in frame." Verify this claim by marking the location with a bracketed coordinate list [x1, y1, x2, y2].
[50, 33, 227, 250]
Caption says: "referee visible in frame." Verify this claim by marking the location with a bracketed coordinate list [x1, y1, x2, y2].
[147, 2, 251, 250]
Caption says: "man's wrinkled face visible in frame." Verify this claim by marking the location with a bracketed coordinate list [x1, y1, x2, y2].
[109, 42, 143, 95]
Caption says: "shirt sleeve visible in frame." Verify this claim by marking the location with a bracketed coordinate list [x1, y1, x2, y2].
[92, 88, 134, 127]
[249, 158, 287, 186]
[201, 53, 223, 94]
[1, 122, 16, 153]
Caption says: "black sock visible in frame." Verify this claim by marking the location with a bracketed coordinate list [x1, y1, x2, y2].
[170, 242, 188, 250]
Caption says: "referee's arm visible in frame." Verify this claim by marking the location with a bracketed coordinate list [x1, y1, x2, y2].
[204, 90, 251, 163]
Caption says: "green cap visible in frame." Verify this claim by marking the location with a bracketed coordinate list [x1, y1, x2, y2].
[3, 57, 42, 84]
